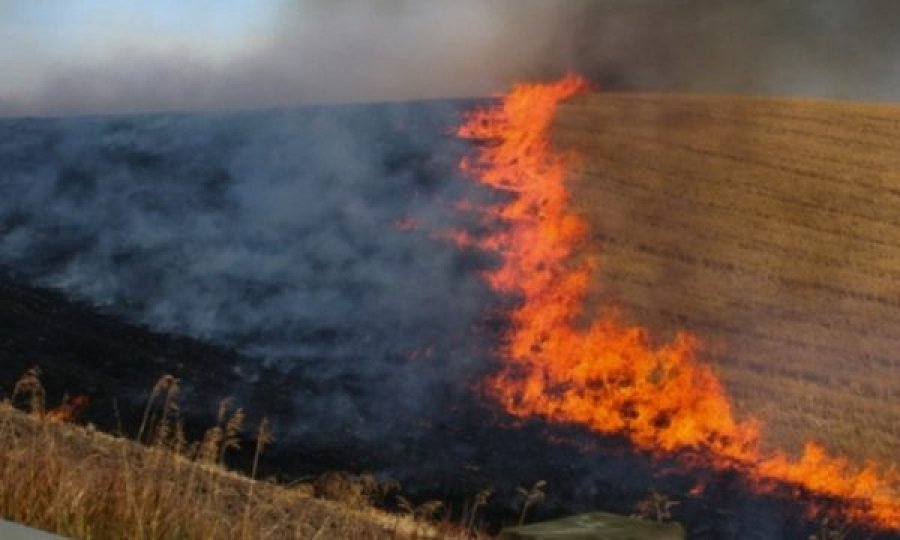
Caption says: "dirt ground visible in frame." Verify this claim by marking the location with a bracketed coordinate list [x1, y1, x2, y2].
[553, 93, 900, 463]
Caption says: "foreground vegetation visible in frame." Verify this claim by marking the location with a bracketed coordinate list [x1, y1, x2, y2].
[0, 370, 480, 539]
[0, 367, 868, 539]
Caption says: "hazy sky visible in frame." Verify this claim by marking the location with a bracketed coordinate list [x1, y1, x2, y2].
[3, 1, 900, 117]
[1, 0, 275, 110]
[1, 0, 572, 116]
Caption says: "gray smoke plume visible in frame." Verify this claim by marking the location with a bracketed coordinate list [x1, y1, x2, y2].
[4, 1, 900, 117]
[561, 0, 900, 102]
[0, 101, 500, 444]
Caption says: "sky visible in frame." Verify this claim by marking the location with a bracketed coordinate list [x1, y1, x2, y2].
[1, 1, 271, 64]
[0, 0, 275, 113]
[1, 0, 573, 116]
[2, 1, 900, 117]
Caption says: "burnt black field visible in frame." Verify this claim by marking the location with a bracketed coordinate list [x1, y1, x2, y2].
[0, 103, 896, 540]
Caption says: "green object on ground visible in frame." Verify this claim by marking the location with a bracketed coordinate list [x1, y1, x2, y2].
[498, 511, 684, 540]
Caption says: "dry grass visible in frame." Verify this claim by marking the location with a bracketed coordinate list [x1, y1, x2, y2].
[553, 93, 900, 463]
[0, 372, 480, 540]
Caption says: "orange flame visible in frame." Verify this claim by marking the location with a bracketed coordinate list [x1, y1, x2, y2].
[457, 75, 900, 530]
[46, 394, 90, 423]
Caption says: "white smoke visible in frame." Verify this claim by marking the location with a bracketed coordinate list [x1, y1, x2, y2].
[0, 101, 498, 441]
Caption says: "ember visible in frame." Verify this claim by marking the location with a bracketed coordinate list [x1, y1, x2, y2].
[47, 394, 90, 424]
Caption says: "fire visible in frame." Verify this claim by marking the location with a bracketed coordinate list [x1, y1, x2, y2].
[46, 394, 90, 423]
[457, 75, 900, 529]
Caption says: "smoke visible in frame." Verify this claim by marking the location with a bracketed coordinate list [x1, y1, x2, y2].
[0, 106, 826, 539]
[0, 101, 502, 445]
[562, 0, 900, 101]
[5, 0, 900, 117]
[0, 1, 571, 116]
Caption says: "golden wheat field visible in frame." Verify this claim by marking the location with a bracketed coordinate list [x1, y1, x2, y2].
[553, 93, 900, 464]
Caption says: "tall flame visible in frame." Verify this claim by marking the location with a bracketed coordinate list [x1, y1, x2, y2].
[457, 75, 900, 530]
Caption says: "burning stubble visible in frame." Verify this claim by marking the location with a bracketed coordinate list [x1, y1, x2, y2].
[455, 77, 900, 530]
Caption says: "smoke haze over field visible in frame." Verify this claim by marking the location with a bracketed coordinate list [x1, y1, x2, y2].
[0, 102, 501, 444]
[3, 1, 900, 116]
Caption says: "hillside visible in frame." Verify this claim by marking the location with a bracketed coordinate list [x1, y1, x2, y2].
[553, 93, 900, 463]
[0, 396, 443, 539]
[0, 275, 246, 435]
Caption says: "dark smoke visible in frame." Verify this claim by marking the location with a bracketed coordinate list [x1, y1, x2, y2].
[4, 1, 900, 117]
[562, 0, 900, 101]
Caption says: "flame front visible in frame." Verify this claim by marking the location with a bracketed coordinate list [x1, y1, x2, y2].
[457, 75, 900, 530]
